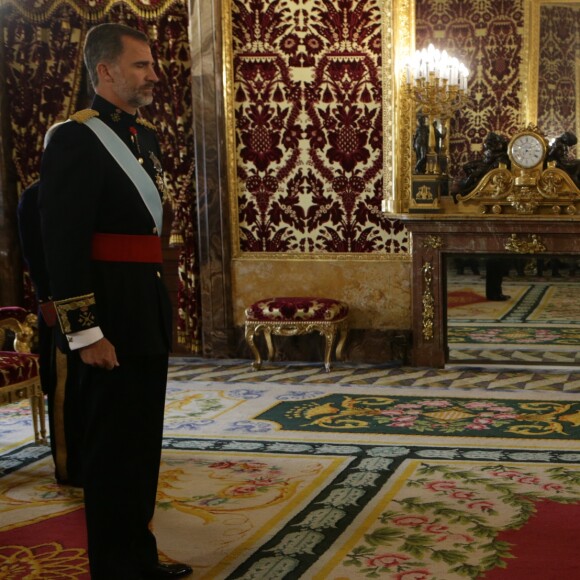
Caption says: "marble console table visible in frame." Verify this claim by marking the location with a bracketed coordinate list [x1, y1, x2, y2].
[402, 216, 580, 367]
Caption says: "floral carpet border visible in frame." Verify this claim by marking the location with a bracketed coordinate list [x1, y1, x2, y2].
[3, 438, 580, 580]
[164, 437, 580, 579]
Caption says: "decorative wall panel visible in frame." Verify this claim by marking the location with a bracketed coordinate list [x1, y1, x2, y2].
[231, 0, 408, 254]
[538, 5, 580, 140]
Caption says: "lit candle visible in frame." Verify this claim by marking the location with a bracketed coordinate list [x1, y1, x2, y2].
[460, 64, 469, 90]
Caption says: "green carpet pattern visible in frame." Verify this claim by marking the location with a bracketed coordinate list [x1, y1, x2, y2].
[256, 394, 580, 439]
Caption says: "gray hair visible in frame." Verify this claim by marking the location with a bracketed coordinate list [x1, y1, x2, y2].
[84, 23, 149, 89]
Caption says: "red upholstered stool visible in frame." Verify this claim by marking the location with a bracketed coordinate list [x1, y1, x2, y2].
[245, 297, 349, 372]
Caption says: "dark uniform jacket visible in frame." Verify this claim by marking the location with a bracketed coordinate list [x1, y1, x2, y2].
[39, 95, 172, 356]
[18, 180, 55, 390]
[18, 181, 50, 302]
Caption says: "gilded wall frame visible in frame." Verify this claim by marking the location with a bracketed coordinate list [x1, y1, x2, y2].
[384, 0, 572, 215]
[383, 0, 414, 214]
[522, 0, 580, 142]
[526, 0, 580, 126]
[222, 0, 409, 257]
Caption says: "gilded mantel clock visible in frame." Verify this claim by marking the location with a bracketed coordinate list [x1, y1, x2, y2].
[509, 131, 546, 170]
[456, 125, 580, 215]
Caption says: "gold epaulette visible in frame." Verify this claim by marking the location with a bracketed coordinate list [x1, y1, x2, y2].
[69, 109, 99, 124]
[136, 117, 156, 132]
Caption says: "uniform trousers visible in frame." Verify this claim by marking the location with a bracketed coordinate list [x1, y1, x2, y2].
[39, 318, 83, 485]
[80, 353, 169, 580]
[485, 258, 510, 299]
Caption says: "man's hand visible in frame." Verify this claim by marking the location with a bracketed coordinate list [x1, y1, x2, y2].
[80, 337, 119, 370]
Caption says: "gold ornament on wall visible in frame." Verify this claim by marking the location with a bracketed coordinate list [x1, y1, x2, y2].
[421, 261, 434, 341]
[504, 234, 547, 254]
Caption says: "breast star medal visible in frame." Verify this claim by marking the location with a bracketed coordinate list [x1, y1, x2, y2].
[149, 152, 168, 201]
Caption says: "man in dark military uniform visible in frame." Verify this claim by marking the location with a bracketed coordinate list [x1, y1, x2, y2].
[485, 257, 511, 301]
[18, 169, 83, 487]
[39, 23, 191, 580]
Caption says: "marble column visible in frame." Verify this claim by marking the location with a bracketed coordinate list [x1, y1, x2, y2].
[188, 0, 235, 357]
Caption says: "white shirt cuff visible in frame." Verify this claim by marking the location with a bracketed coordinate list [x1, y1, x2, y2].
[66, 327, 104, 350]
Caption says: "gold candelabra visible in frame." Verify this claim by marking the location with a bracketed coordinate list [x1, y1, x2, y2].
[404, 44, 469, 176]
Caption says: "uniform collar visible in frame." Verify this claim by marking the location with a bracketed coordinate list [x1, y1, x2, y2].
[92, 95, 138, 128]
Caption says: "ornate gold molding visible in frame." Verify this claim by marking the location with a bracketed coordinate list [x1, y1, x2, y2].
[0, 0, 183, 21]
[458, 163, 580, 216]
[504, 233, 547, 254]
[383, 0, 414, 214]
[421, 261, 434, 340]
[382, 0, 408, 213]
[221, 0, 241, 259]
[233, 252, 410, 263]
[525, 0, 537, 124]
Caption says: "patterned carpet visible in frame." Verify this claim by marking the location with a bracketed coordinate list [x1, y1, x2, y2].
[2, 358, 580, 579]
[167, 357, 580, 392]
[448, 274, 580, 366]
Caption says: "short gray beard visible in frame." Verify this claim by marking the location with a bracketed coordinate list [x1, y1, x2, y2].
[127, 92, 153, 109]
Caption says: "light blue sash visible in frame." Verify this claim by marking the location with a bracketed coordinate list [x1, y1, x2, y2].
[84, 117, 163, 235]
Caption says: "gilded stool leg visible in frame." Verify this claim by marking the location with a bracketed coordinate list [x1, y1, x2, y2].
[335, 320, 348, 361]
[322, 324, 338, 372]
[263, 327, 275, 362]
[245, 322, 262, 370]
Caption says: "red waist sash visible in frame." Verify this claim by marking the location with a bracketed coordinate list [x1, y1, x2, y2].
[91, 233, 162, 263]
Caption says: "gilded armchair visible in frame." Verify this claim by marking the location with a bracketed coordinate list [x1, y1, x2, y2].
[0, 306, 47, 444]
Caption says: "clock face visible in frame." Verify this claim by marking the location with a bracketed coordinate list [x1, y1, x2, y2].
[510, 133, 545, 168]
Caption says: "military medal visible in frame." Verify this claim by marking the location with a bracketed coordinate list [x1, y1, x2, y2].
[129, 126, 144, 164]
[149, 152, 167, 200]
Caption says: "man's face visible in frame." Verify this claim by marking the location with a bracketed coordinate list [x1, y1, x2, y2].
[107, 36, 159, 109]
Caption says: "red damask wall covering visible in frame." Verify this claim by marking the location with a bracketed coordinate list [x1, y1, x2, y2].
[232, 0, 530, 255]
[538, 5, 580, 140]
[231, 0, 407, 254]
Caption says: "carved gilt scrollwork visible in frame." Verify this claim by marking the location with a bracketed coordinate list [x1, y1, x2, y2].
[457, 163, 580, 215]
[424, 235, 443, 249]
[421, 261, 434, 341]
[504, 234, 547, 254]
